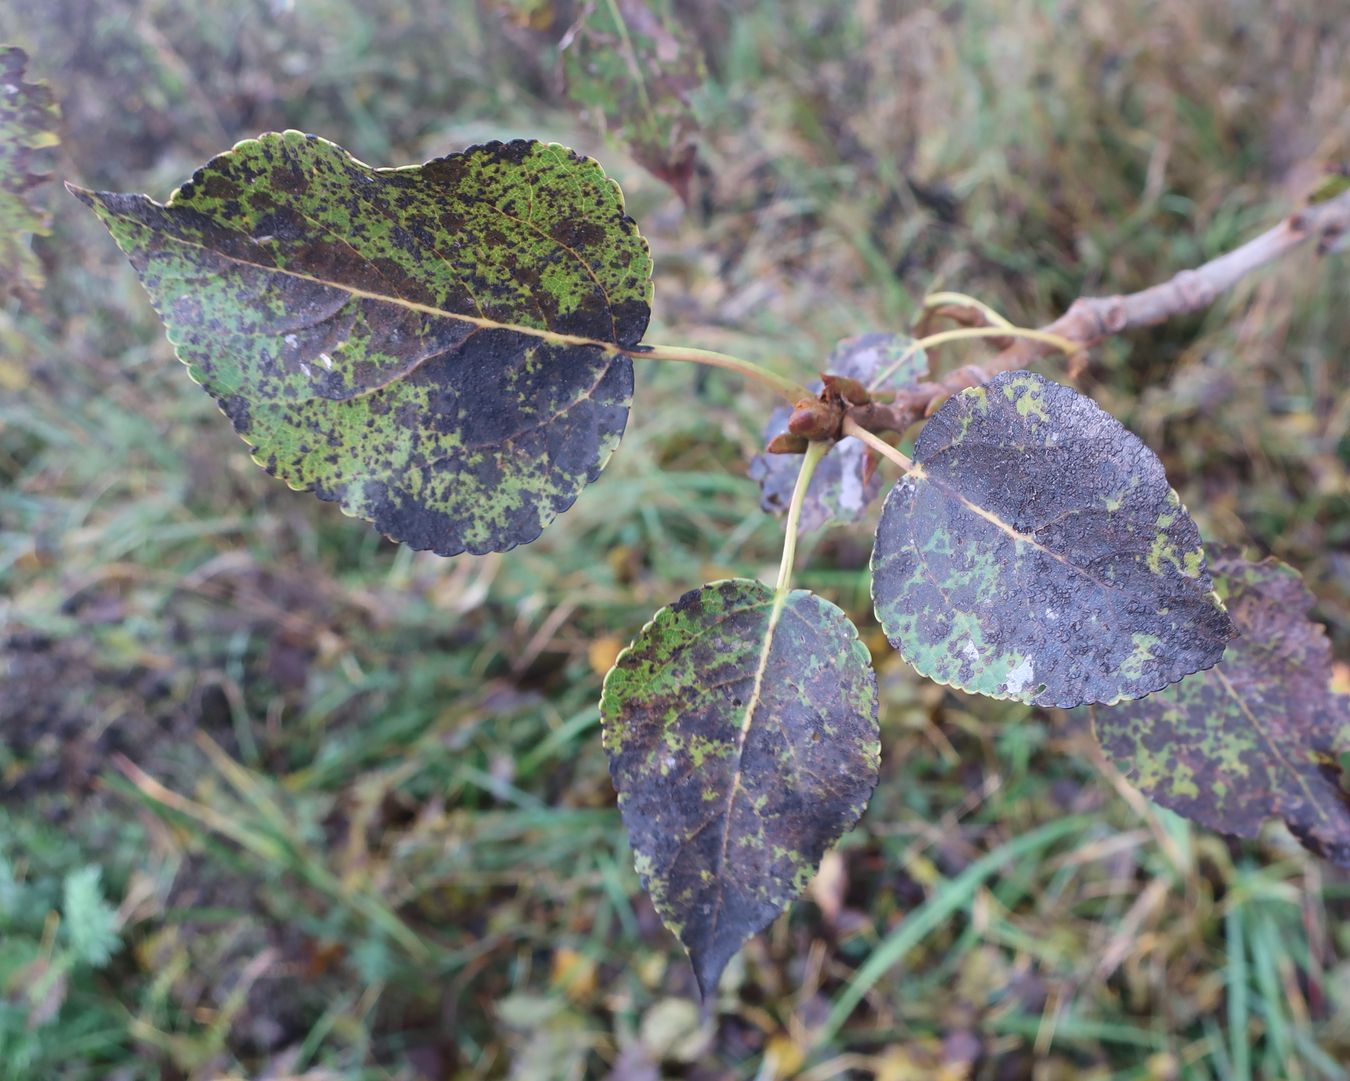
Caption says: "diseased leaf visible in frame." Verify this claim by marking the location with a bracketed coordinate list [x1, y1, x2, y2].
[562, 0, 706, 204]
[1095, 549, 1350, 863]
[601, 579, 879, 996]
[749, 333, 928, 532]
[0, 47, 60, 299]
[70, 131, 651, 556]
[871, 370, 1234, 708]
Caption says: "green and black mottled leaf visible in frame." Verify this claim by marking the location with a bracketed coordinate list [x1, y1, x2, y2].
[562, 0, 706, 204]
[0, 47, 60, 299]
[601, 579, 879, 996]
[70, 131, 652, 556]
[1095, 549, 1350, 864]
[871, 370, 1234, 708]
[749, 333, 928, 532]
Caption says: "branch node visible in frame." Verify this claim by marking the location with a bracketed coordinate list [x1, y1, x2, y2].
[1173, 268, 1216, 311]
[1101, 299, 1128, 334]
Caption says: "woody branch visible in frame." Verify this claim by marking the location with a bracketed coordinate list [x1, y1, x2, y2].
[846, 184, 1350, 439]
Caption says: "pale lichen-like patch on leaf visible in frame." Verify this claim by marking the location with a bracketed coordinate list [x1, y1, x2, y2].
[871, 370, 1234, 708]
[561, 0, 706, 203]
[0, 47, 60, 299]
[749, 333, 928, 532]
[601, 579, 879, 997]
[70, 131, 652, 556]
[1094, 549, 1350, 865]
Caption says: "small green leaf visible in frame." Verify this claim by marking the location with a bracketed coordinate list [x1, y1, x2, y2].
[749, 333, 927, 532]
[71, 131, 652, 556]
[0, 47, 60, 299]
[562, 0, 707, 203]
[61, 866, 119, 968]
[1095, 549, 1350, 864]
[871, 370, 1234, 707]
[601, 579, 879, 996]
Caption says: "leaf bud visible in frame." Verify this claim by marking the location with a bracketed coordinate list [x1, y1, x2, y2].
[766, 432, 810, 454]
[787, 397, 841, 440]
[820, 373, 871, 406]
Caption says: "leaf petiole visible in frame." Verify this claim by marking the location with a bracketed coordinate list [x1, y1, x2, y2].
[921, 290, 1015, 329]
[868, 324, 1083, 390]
[916, 324, 1082, 356]
[841, 416, 915, 473]
[774, 441, 829, 598]
[628, 343, 812, 401]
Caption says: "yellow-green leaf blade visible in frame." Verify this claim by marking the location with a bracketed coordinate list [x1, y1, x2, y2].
[71, 131, 652, 555]
[871, 370, 1234, 708]
[601, 579, 879, 997]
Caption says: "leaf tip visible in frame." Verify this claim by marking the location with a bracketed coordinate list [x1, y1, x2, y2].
[691, 944, 734, 1003]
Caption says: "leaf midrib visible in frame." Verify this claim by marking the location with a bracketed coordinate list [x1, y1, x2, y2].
[705, 591, 806, 946]
[912, 464, 1123, 597]
[82, 191, 635, 360]
[1211, 665, 1330, 825]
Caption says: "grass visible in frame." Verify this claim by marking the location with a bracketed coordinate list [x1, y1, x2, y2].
[1, 0, 1349, 1077]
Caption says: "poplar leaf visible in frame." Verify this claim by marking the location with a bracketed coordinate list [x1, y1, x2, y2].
[562, 0, 706, 203]
[871, 371, 1234, 707]
[71, 131, 652, 556]
[1095, 550, 1350, 864]
[601, 579, 879, 996]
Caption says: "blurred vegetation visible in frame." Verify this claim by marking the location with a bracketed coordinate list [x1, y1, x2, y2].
[1, 0, 1349, 1077]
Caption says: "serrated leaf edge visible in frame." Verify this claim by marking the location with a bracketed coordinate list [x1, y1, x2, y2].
[871, 475, 1232, 709]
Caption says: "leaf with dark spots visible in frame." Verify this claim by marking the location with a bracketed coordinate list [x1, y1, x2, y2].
[0, 47, 60, 299]
[70, 131, 652, 556]
[871, 370, 1234, 708]
[561, 0, 707, 204]
[1094, 550, 1350, 864]
[601, 579, 879, 996]
[749, 333, 928, 532]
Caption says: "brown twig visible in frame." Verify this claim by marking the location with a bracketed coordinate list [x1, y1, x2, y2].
[990, 186, 1350, 371]
[845, 186, 1350, 437]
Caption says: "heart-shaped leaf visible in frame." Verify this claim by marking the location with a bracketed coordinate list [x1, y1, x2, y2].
[71, 131, 652, 556]
[0, 47, 60, 299]
[871, 370, 1234, 707]
[602, 579, 879, 996]
[749, 333, 928, 532]
[1094, 549, 1350, 863]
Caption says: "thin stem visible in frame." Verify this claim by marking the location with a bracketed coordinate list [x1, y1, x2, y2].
[841, 416, 915, 473]
[922, 290, 1015, 329]
[775, 441, 828, 597]
[628, 343, 812, 401]
[869, 325, 1083, 390]
[914, 324, 1082, 357]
